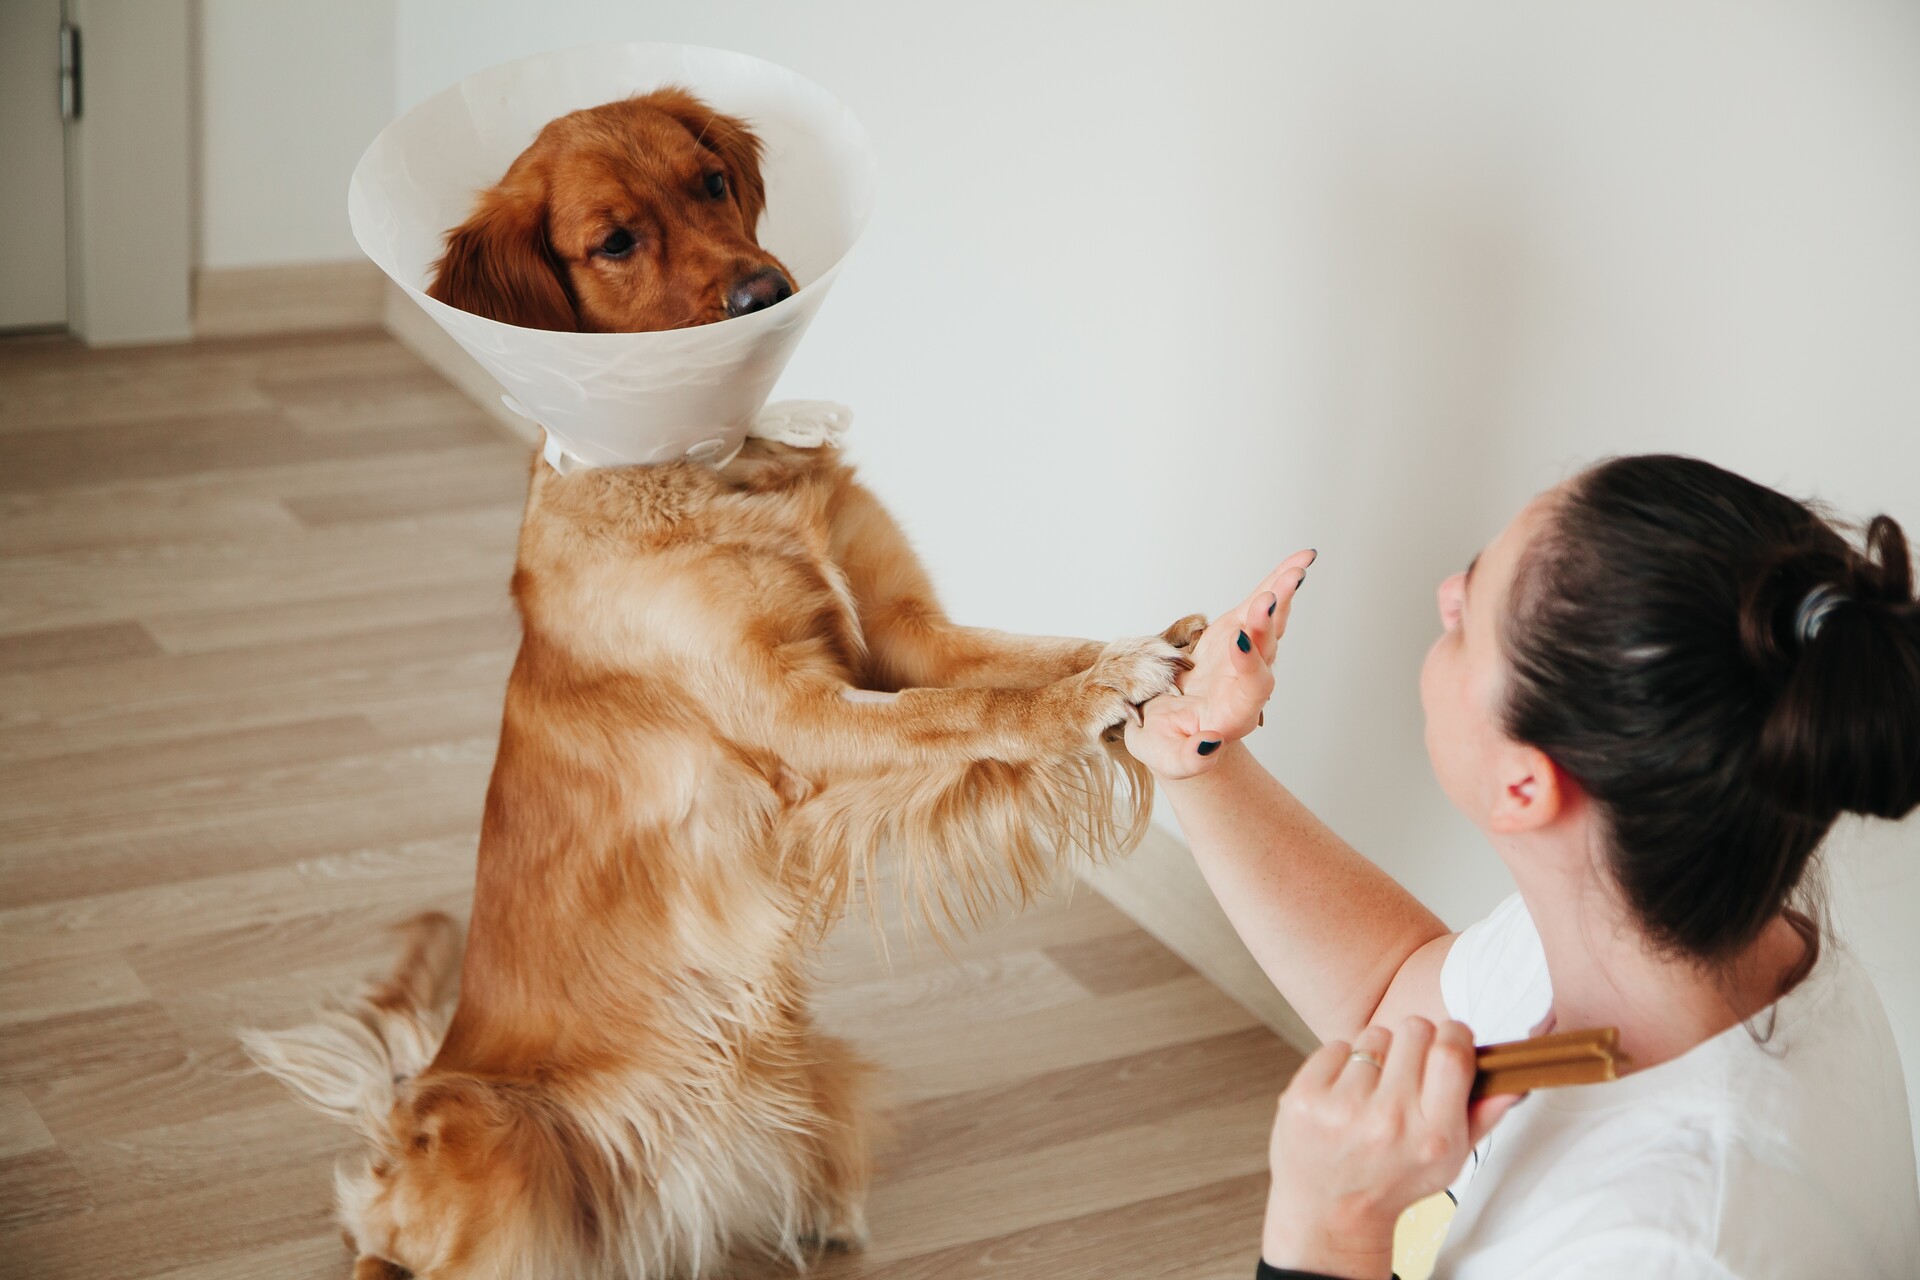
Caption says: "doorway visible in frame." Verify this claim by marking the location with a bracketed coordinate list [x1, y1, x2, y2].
[0, 0, 70, 333]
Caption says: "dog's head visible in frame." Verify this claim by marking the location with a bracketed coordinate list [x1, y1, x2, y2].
[426, 88, 793, 333]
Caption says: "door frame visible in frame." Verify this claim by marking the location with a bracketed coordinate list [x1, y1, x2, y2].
[60, 0, 193, 346]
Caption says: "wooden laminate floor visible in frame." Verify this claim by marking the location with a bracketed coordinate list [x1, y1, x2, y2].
[0, 329, 1300, 1280]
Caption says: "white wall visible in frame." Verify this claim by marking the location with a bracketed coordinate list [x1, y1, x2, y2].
[388, 0, 1920, 1152]
[195, 0, 395, 268]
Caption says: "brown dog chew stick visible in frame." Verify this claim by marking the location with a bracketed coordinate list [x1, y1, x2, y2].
[1473, 1027, 1624, 1099]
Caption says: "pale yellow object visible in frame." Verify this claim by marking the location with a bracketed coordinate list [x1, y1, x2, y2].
[1392, 1190, 1457, 1280]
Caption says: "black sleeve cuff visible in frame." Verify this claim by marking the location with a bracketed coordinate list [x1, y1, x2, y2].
[1256, 1261, 1399, 1280]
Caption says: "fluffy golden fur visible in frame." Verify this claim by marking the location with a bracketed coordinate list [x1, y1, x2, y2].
[244, 91, 1200, 1280]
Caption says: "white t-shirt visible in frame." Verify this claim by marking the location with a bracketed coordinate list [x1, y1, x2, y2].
[1435, 893, 1920, 1278]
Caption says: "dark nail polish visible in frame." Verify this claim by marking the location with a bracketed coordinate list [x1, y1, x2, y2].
[1197, 739, 1222, 756]
[1294, 573, 1306, 592]
[1237, 630, 1251, 653]
[1267, 599, 1277, 617]
[1309, 548, 1320, 566]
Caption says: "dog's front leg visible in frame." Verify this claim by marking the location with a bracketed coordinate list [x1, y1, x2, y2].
[732, 634, 1186, 777]
[717, 634, 1191, 927]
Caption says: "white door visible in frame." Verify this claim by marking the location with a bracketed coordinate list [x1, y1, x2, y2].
[1, 0, 70, 331]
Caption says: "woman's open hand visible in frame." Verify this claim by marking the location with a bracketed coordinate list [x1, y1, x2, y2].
[1122, 549, 1315, 780]
[1260, 1018, 1525, 1279]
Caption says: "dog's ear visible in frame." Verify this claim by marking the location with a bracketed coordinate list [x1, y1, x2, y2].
[426, 183, 577, 331]
[641, 87, 769, 239]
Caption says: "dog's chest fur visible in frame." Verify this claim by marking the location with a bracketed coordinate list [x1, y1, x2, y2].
[519, 442, 872, 688]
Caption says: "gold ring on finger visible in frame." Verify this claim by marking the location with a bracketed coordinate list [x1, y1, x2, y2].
[1347, 1050, 1385, 1071]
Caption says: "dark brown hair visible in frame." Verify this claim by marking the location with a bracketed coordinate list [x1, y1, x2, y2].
[1501, 455, 1920, 960]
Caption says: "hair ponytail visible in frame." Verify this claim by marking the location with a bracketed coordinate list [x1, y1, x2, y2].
[1750, 516, 1920, 823]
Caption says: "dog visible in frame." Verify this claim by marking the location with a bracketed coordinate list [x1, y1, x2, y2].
[244, 89, 1202, 1280]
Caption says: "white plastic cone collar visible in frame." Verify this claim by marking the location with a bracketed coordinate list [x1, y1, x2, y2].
[349, 43, 876, 470]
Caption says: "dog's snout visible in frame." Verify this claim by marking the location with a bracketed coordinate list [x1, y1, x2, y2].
[725, 268, 794, 318]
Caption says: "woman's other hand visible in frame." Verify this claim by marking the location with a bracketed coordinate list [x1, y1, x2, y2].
[1260, 1018, 1525, 1279]
[1122, 549, 1315, 779]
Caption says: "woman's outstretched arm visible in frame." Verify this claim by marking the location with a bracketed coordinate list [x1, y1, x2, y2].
[1163, 743, 1451, 1043]
[1126, 554, 1452, 1044]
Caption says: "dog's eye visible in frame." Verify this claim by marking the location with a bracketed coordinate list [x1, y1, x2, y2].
[597, 229, 636, 259]
[704, 172, 727, 199]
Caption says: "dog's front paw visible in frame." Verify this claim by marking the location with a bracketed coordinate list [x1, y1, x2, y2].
[1069, 634, 1191, 741]
[1161, 612, 1209, 653]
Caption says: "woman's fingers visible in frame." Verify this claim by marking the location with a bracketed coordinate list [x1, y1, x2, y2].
[1193, 638, 1274, 744]
[1125, 693, 1229, 777]
[1419, 1021, 1480, 1121]
[1249, 592, 1281, 663]
[1251, 548, 1318, 608]
[1215, 549, 1317, 636]
[1181, 550, 1316, 705]
[1273, 563, 1308, 627]
[1265, 1012, 1511, 1259]
[1379, 1016, 1435, 1099]
[1336, 1025, 1393, 1096]
[1292, 1038, 1352, 1094]
[1261, 556, 1314, 653]
[1467, 1091, 1526, 1147]
[1130, 551, 1316, 775]
[1230, 551, 1314, 667]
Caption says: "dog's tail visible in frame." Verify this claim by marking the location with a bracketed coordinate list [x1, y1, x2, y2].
[239, 911, 464, 1140]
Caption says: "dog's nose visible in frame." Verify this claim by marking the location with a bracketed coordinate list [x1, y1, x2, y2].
[725, 268, 794, 318]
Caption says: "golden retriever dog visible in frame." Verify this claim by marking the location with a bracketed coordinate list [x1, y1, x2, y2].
[244, 89, 1201, 1280]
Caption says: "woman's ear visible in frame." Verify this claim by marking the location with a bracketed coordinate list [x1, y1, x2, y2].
[426, 183, 577, 331]
[641, 88, 769, 237]
[1488, 743, 1570, 834]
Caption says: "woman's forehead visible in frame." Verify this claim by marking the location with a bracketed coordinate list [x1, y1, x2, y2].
[1475, 491, 1561, 613]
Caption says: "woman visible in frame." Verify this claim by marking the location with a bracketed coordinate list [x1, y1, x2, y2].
[1124, 455, 1920, 1278]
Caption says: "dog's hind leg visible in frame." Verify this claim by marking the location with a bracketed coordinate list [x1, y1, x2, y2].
[796, 1032, 883, 1253]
